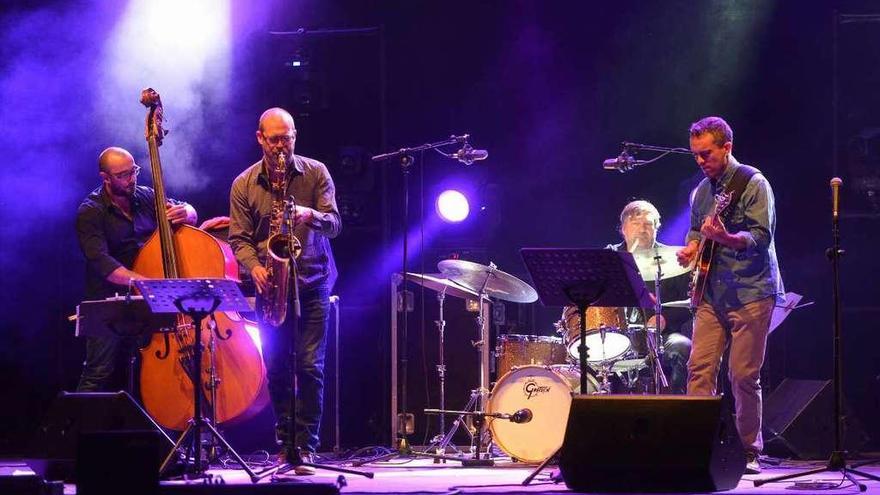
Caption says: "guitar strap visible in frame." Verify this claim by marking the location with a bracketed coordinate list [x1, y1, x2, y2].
[719, 164, 759, 223]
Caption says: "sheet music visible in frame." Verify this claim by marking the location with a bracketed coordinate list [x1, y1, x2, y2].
[769, 292, 803, 334]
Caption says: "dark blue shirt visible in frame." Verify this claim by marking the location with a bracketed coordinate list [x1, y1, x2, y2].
[75, 185, 183, 299]
[686, 158, 785, 310]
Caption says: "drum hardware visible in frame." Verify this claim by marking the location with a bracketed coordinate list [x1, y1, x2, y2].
[486, 365, 599, 463]
[422, 284, 467, 459]
[424, 403, 537, 467]
[519, 248, 653, 485]
[644, 246, 678, 393]
[437, 259, 539, 461]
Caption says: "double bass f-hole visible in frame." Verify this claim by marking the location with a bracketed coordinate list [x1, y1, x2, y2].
[210, 314, 232, 341]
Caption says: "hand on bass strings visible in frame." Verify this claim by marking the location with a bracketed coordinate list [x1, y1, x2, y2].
[676, 241, 699, 267]
[166, 203, 192, 225]
[251, 265, 270, 294]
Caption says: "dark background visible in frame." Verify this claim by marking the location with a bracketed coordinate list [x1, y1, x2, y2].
[1, 0, 879, 455]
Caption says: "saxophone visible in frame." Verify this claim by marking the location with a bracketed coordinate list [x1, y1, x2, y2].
[257, 152, 302, 326]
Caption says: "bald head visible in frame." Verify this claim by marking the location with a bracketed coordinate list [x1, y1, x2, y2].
[258, 107, 295, 133]
[98, 147, 135, 173]
[256, 107, 297, 162]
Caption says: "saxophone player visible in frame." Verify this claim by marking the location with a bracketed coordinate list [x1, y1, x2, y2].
[228, 108, 341, 475]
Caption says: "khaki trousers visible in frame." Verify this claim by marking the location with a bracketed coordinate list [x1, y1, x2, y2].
[686, 296, 775, 455]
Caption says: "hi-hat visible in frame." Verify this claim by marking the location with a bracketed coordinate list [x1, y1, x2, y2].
[403, 272, 477, 299]
[631, 245, 692, 281]
[437, 259, 538, 303]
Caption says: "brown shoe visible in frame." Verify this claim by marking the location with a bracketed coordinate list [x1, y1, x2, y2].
[293, 451, 317, 476]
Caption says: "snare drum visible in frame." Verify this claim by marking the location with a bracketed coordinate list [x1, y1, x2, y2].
[495, 334, 568, 377]
[487, 365, 598, 463]
[560, 306, 632, 363]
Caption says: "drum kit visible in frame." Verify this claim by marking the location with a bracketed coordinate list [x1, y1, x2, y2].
[404, 246, 693, 464]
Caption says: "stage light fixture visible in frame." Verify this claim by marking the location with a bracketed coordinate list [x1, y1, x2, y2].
[436, 190, 470, 222]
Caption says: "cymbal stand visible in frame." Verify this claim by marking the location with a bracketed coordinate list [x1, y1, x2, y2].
[469, 270, 496, 464]
[423, 286, 465, 458]
[647, 249, 668, 393]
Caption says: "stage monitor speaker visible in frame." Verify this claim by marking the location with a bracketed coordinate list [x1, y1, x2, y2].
[559, 395, 744, 492]
[76, 430, 160, 495]
[30, 391, 174, 481]
[763, 378, 867, 460]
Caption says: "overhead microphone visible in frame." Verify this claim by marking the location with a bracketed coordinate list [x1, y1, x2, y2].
[451, 143, 488, 165]
[602, 152, 644, 172]
[830, 177, 842, 219]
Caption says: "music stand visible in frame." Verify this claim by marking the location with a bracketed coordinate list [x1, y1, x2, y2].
[75, 296, 177, 393]
[134, 278, 260, 483]
[519, 248, 652, 485]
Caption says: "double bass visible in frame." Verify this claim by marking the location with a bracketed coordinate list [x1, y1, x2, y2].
[133, 88, 267, 430]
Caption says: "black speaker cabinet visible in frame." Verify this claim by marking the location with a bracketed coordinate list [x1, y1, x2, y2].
[76, 430, 160, 495]
[559, 395, 744, 492]
[30, 391, 174, 481]
[763, 379, 867, 460]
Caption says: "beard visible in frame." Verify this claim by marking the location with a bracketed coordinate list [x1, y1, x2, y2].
[109, 180, 135, 197]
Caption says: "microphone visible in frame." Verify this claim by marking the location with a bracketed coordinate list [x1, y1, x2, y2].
[830, 177, 842, 219]
[602, 152, 644, 172]
[452, 143, 488, 165]
[510, 408, 533, 424]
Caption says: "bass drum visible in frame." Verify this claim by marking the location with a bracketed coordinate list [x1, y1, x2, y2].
[487, 365, 598, 463]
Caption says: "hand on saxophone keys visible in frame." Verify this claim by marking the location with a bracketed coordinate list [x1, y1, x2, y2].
[293, 204, 316, 226]
[251, 265, 270, 294]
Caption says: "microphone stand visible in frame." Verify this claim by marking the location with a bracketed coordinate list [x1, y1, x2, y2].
[754, 182, 879, 489]
[370, 134, 471, 460]
[607, 142, 692, 173]
[256, 203, 372, 481]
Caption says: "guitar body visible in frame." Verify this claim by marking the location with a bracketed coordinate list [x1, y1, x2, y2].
[689, 237, 717, 308]
[688, 192, 732, 309]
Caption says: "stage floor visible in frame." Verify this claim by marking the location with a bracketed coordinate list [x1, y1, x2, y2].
[59, 457, 880, 494]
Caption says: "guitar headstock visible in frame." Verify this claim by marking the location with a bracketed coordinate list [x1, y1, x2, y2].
[140, 88, 168, 146]
[713, 191, 733, 215]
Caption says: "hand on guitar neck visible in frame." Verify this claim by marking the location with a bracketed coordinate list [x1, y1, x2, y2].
[698, 215, 749, 251]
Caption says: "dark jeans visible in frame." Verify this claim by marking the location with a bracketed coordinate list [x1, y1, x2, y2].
[261, 287, 330, 454]
[77, 335, 140, 392]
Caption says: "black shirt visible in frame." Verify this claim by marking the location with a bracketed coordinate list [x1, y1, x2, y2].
[75, 185, 183, 299]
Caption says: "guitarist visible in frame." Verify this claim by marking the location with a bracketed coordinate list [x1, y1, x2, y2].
[675, 116, 784, 475]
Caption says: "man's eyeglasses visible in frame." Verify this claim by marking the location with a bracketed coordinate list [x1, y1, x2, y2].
[263, 133, 295, 145]
[111, 164, 141, 180]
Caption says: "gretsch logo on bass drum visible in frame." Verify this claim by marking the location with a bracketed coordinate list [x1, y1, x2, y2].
[523, 379, 551, 399]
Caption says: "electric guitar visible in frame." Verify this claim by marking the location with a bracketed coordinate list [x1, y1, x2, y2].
[689, 191, 733, 309]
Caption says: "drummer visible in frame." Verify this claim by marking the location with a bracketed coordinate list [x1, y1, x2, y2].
[606, 200, 692, 394]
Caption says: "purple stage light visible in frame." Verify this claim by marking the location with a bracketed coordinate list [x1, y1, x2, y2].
[436, 190, 470, 222]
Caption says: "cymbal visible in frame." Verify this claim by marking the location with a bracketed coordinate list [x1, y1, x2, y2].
[403, 272, 477, 299]
[437, 260, 538, 303]
[661, 299, 692, 309]
[631, 245, 692, 281]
